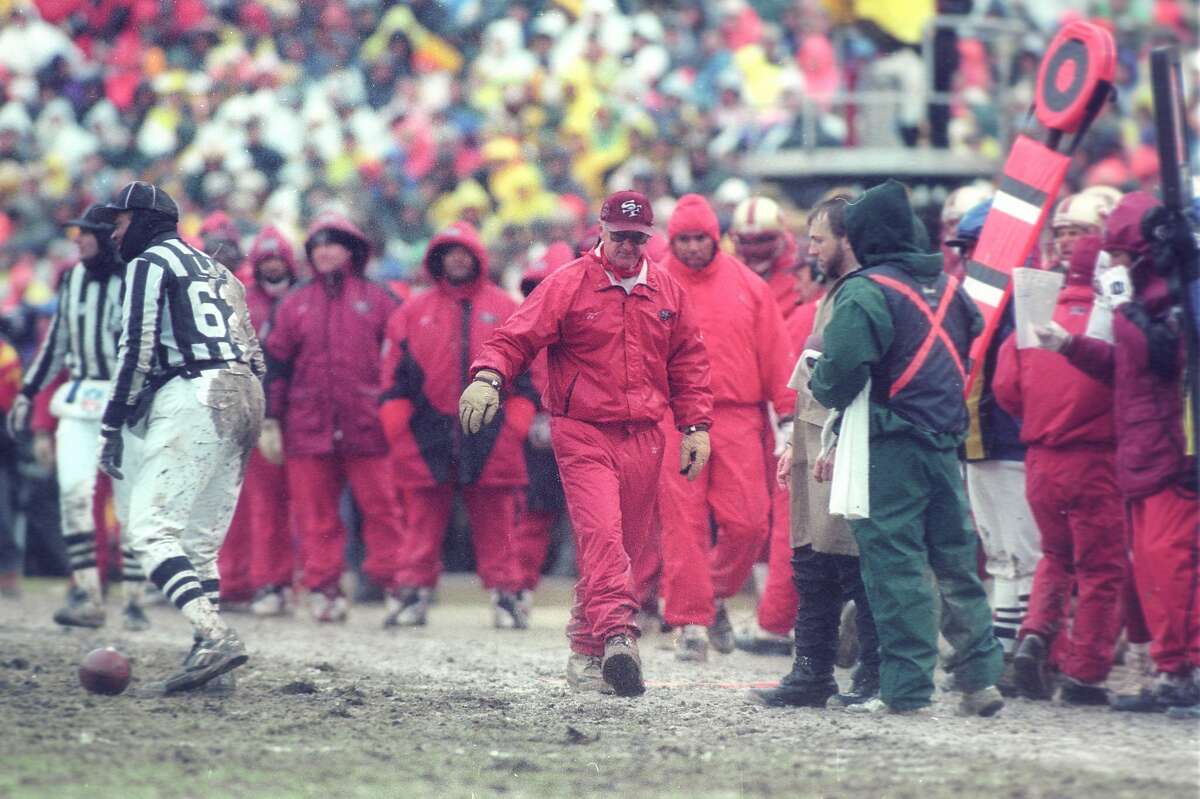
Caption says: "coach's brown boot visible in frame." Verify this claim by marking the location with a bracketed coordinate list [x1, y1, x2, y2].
[602, 633, 645, 697]
[567, 653, 614, 694]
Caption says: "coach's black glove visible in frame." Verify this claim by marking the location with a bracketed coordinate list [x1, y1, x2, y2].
[98, 424, 124, 480]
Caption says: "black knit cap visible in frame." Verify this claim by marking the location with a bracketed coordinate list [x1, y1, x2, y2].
[63, 204, 117, 233]
[99, 181, 179, 221]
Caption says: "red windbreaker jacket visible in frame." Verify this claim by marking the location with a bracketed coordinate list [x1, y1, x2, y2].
[993, 237, 1115, 449]
[264, 214, 398, 458]
[665, 195, 794, 417]
[471, 250, 713, 429]
[381, 222, 532, 487]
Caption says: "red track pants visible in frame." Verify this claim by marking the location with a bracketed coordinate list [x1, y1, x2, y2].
[394, 484, 522, 592]
[553, 417, 663, 657]
[1021, 446, 1128, 683]
[755, 473, 799, 635]
[660, 404, 771, 628]
[1129, 484, 1200, 675]
[287, 453, 403, 594]
[513, 503, 555, 592]
[219, 450, 293, 600]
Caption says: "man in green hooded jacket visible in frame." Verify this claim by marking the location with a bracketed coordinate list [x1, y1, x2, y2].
[809, 180, 1004, 716]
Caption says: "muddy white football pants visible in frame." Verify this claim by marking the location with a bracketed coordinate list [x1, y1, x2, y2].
[55, 415, 143, 601]
[123, 372, 262, 636]
[966, 460, 1042, 654]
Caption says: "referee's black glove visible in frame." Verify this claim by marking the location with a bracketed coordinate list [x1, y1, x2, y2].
[98, 425, 124, 480]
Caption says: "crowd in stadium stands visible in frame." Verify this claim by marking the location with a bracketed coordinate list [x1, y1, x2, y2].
[0, 0, 1195, 311]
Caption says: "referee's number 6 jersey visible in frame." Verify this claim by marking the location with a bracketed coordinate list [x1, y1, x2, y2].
[109, 236, 265, 421]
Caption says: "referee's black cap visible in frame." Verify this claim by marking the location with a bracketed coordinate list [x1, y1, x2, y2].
[63, 204, 117, 233]
[99, 181, 179, 222]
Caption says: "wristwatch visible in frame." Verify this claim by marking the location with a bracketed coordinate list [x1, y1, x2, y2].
[473, 373, 502, 390]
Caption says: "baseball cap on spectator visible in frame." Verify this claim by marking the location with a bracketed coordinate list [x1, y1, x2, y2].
[945, 199, 992, 248]
[100, 181, 180, 221]
[600, 190, 654, 234]
[64, 204, 116, 233]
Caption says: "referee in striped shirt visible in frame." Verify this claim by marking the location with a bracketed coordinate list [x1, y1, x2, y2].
[7, 205, 150, 630]
[97, 181, 265, 694]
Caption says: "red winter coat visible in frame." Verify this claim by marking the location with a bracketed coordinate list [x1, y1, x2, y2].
[665, 195, 794, 417]
[993, 244, 1115, 449]
[471, 249, 713, 429]
[245, 226, 297, 335]
[264, 214, 399, 458]
[382, 222, 532, 487]
[1058, 198, 1193, 498]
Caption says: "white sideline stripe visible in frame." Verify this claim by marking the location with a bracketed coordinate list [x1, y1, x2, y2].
[992, 191, 1042, 226]
[964, 276, 1006, 308]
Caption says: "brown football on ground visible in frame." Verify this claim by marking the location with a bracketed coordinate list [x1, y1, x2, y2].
[79, 647, 131, 695]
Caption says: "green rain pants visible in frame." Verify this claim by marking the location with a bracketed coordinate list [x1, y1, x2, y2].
[849, 434, 1003, 710]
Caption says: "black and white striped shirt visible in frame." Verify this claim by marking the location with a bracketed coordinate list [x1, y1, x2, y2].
[104, 236, 264, 427]
[20, 264, 123, 398]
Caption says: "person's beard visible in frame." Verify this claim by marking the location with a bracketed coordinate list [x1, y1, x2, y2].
[822, 246, 846, 281]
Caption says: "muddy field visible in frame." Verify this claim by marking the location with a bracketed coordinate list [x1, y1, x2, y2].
[2, 575, 1197, 798]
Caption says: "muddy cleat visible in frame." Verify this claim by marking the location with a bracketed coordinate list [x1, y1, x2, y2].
[959, 685, 1005, 717]
[251, 585, 294, 617]
[567, 653, 613, 694]
[1112, 672, 1200, 713]
[311, 591, 349, 624]
[382, 587, 430, 628]
[1013, 633, 1054, 700]
[844, 697, 934, 716]
[491, 590, 530, 630]
[828, 663, 880, 708]
[54, 599, 106, 629]
[122, 602, 151, 632]
[201, 669, 237, 695]
[674, 624, 709, 662]
[1059, 676, 1109, 706]
[602, 634, 644, 697]
[733, 620, 793, 656]
[749, 656, 837, 708]
[164, 630, 248, 694]
[835, 600, 860, 669]
[707, 601, 735, 654]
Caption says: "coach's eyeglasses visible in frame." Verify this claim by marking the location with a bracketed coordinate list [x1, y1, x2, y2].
[610, 231, 650, 245]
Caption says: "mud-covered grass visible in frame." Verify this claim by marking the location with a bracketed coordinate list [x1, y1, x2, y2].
[2, 576, 1196, 798]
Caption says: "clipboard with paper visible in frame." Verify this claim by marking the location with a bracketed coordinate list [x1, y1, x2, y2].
[1011, 267, 1064, 348]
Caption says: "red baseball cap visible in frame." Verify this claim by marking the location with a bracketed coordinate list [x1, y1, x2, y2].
[600, 190, 654, 234]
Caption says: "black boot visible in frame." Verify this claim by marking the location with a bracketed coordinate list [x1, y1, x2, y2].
[828, 662, 879, 707]
[1013, 633, 1055, 700]
[748, 656, 838, 708]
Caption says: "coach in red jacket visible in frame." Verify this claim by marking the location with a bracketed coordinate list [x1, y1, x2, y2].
[461, 190, 714, 697]
[1035, 193, 1199, 713]
[658, 194, 795, 663]
[263, 212, 403, 624]
[381, 221, 530, 629]
[994, 235, 1128, 705]
[218, 226, 298, 614]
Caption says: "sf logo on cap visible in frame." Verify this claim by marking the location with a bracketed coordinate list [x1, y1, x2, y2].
[621, 200, 643, 217]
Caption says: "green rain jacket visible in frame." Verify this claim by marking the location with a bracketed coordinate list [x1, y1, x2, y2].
[809, 180, 984, 451]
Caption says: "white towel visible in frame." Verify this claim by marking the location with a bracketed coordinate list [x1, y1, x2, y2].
[828, 378, 871, 520]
